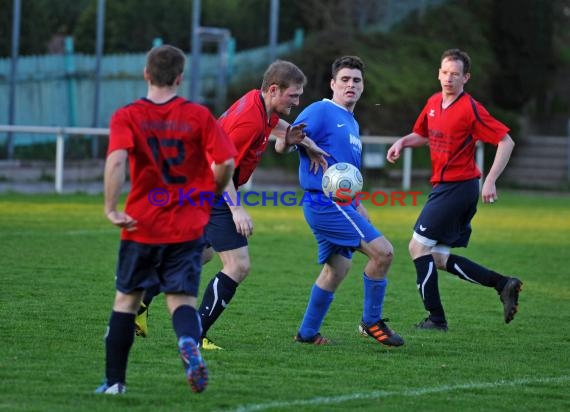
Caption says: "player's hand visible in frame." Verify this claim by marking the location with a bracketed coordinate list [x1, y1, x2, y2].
[230, 206, 253, 237]
[386, 141, 403, 164]
[301, 136, 330, 174]
[106, 210, 138, 231]
[481, 180, 498, 204]
[285, 123, 307, 146]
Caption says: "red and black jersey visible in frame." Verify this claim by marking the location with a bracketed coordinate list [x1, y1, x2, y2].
[413, 92, 509, 184]
[218, 89, 279, 187]
[108, 96, 237, 244]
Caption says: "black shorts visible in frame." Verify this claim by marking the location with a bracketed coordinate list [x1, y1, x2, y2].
[115, 237, 205, 296]
[204, 196, 248, 252]
[413, 179, 479, 248]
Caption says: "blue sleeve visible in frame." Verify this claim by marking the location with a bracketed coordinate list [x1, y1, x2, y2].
[293, 102, 329, 191]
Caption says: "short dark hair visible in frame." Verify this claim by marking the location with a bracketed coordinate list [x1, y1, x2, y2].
[441, 48, 471, 74]
[145, 45, 186, 87]
[261, 60, 307, 92]
[331, 56, 365, 79]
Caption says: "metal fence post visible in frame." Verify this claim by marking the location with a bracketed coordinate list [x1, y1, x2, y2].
[567, 117, 570, 182]
[55, 131, 65, 194]
[403, 147, 412, 190]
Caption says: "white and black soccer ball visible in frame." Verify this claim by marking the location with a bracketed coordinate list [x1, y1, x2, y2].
[321, 162, 363, 200]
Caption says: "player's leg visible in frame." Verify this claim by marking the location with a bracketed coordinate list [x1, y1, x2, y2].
[95, 290, 142, 394]
[162, 238, 208, 393]
[96, 240, 155, 394]
[357, 235, 404, 346]
[198, 201, 249, 348]
[295, 254, 351, 343]
[199, 246, 249, 340]
[430, 179, 523, 323]
[135, 245, 214, 338]
[410, 234, 448, 330]
[433, 247, 522, 323]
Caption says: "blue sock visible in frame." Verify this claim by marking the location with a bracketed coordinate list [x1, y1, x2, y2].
[172, 305, 202, 341]
[298, 284, 334, 340]
[362, 273, 387, 325]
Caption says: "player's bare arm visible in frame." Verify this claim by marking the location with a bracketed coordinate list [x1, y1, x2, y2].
[273, 119, 306, 153]
[103, 149, 137, 231]
[212, 158, 235, 195]
[481, 134, 515, 203]
[386, 133, 428, 163]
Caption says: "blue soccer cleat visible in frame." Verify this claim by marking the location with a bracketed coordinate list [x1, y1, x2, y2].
[94, 381, 126, 394]
[178, 337, 208, 393]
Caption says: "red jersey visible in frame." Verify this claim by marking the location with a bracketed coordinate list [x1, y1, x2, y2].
[413, 92, 509, 184]
[108, 96, 237, 244]
[218, 89, 279, 187]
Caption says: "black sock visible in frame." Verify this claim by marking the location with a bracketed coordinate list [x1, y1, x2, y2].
[198, 272, 238, 336]
[140, 283, 161, 313]
[105, 311, 135, 385]
[172, 305, 201, 341]
[446, 254, 507, 291]
[414, 255, 446, 323]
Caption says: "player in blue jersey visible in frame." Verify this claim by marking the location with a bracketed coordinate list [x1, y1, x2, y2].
[293, 56, 404, 346]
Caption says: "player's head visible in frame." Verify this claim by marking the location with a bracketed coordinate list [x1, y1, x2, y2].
[440, 48, 471, 74]
[144, 45, 185, 87]
[261, 60, 307, 92]
[330, 56, 365, 112]
[261, 60, 307, 116]
[439, 49, 471, 95]
[331, 55, 365, 80]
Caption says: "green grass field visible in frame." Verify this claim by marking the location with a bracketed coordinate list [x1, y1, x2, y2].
[1, 190, 569, 411]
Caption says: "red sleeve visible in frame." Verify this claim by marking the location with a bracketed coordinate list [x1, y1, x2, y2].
[201, 109, 238, 164]
[412, 101, 430, 138]
[107, 109, 134, 154]
[227, 117, 263, 166]
[470, 99, 510, 145]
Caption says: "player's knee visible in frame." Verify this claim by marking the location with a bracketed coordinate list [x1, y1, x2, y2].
[408, 238, 429, 259]
[432, 253, 448, 269]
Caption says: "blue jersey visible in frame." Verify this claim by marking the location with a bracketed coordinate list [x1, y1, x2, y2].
[294, 99, 362, 191]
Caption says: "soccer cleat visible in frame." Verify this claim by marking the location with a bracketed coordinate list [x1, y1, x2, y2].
[294, 332, 330, 345]
[200, 336, 223, 350]
[500, 277, 523, 324]
[178, 337, 208, 393]
[415, 317, 448, 331]
[94, 382, 126, 394]
[359, 319, 405, 347]
[135, 303, 148, 338]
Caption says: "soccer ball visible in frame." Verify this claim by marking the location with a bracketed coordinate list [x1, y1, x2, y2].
[322, 162, 363, 200]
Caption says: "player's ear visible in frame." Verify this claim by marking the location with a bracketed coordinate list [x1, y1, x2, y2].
[463, 72, 471, 84]
[269, 84, 278, 97]
[143, 67, 150, 81]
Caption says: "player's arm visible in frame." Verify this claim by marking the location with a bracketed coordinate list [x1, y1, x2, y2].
[386, 132, 428, 163]
[103, 149, 137, 231]
[212, 158, 235, 195]
[481, 134, 515, 203]
[273, 119, 306, 153]
[273, 119, 329, 172]
[222, 177, 254, 237]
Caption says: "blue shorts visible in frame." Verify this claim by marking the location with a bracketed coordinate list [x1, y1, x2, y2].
[204, 196, 248, 252]
[413, 179, 479, 248]
[303, 192, 382, 264]
[115, 238, 205, 296]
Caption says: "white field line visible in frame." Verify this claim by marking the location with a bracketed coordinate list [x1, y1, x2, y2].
[219, 375, 570, 412]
